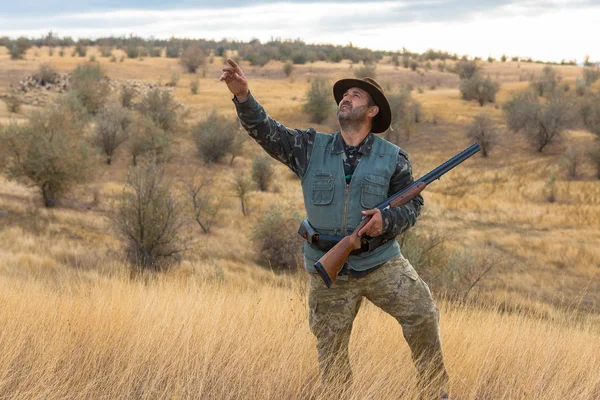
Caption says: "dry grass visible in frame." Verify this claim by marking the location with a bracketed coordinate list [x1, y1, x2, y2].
[1, 45, 600, 399]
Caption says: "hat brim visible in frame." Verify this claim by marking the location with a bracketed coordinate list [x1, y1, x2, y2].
[333, 78, 391, 134]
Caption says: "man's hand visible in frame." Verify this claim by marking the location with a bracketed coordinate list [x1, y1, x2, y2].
[358, 208, 383, 237]
[220, 58, 249, 102]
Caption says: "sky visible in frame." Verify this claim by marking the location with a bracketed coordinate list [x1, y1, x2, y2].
[1, 0, 599, 62]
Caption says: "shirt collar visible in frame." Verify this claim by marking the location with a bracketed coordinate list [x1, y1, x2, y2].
[332, 132, 374, 155]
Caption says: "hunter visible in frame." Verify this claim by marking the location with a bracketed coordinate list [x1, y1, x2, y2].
[220, 58, 449, 399]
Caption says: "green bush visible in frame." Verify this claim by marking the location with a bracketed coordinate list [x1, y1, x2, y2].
[530, 66, 558, 97]
[94, 102, 133, 165]
[250, 204, 302, 272]
[9, 37, 31, 59]
[192, 109, 239, 163]
[75, 42, 87, 57]
[283, 61, 294, 78]
[166, 43, 180, 58]
[251, 156, 275, 191]
[460, 75, 500, 106]
[454, 59, 480, 79]
[0, 102, 90, 207]
[127, 116, 170, 166]
[69, 62, 110, 115]
[385, 89, 418, 142]
[190, 78, 199, 95]
[503, 90, 578, 152]
[2, 96, 22, 113]
[303, 76, 334, 124]
[137, 89, 182, 133]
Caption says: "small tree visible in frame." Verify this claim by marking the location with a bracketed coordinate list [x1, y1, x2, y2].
[126, 116, 169, 166]
[94, 102, 133, 165]
[180, 45, 206, 73]
[530, 66, 558, 97]
[9, 37, 31, 59]
[2, 96, 21, 114]
[588, 142, 600, 179]
[69, 62, 110, 115]
[138, 89, 182, 133]
[192, 109, 239, 164]
[190, 78, 199, 95]
[234, 174, 254, 216]
[110, 161, 188, 273]
[303, 76, 333, 124]
[465, 113, 498, 157]
[283, 61, 294, 78]
[460, 75, 500, 106]
[34, 63, 59, 84]
[120, 85, 136, 108]
[503, 90, 578, 152]
[580, 92, 600, 136]
[184, 175, 222, 234]
[0, 102, 90, 207]
[252, 156, 275, 191]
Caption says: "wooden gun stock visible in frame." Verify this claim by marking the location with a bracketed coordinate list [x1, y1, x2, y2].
[314, 183, 426, 288]
[314, 142, 481, 288]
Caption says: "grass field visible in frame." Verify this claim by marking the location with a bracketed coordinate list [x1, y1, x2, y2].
[0, 45, 599, 399]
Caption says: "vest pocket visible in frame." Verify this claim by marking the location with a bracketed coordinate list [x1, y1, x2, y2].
[360, 174, 388, 209]
[312, 171, 334, 205]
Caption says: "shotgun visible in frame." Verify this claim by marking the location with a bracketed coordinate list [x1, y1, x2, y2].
[314, 142, 481, 288]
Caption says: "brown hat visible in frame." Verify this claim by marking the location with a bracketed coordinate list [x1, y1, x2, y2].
[333, 77, 391, 134]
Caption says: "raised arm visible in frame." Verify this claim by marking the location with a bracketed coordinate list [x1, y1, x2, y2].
[220, 58, 315, 178]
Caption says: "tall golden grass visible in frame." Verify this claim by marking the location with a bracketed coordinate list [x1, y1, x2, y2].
[1, 45, 599, 399]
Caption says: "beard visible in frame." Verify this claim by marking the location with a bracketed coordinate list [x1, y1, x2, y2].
[337, 103, 369, 131]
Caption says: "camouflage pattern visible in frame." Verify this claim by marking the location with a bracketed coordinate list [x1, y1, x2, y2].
[233, 92, 423, 237]
[308, 254, 448, 396]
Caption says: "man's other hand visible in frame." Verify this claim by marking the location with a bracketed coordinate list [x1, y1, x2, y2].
[220, 58, 249, 102]
[358, 208, 383, 237]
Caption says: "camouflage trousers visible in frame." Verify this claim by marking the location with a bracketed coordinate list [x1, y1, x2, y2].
[308, 254, 448, 397]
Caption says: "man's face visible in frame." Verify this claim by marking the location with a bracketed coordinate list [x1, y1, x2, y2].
[337, 87, 376, 126]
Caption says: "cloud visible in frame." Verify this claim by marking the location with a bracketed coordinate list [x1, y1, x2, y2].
[1, 0, 598, 62]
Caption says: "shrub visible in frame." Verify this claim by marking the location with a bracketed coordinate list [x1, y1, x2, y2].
[465, 113, 498, 157]
[69, 62, 110, 115]
[75, 42, 87, 57]
[34, 63, 59, 84]
[2, 96, 22, 113]
[192, 110, 239, 163]
[167, 72, 180, 87]
[0, 102, 90, 207]
[9, 37, 31, 59]
[126, 116, 169, 166]
[580, 93, 600, 136]
[354, 62, 377, 79]
[180, 45, 206, 73]
[303, 76, 333, 124]
[190, 78, 199, 95]
[120, 85, 136, 108]
[252, 156, 275, 191]
[283, 61, 294, 78]
[94, 102, 133, 165]
[110, 161, 188, 273]
[250, 204, 302, 272]
[150, 47, 162, 57]
[126, 45, 139, 59]
[582, 68, 600, 86]
[99, 46, 113, 57]
[137, 89, 182, 133]
[503, 90, 578, 152]
[530, 66, 558, 97]
[454, 59, 480, 79]
[385, 89, 417, 143]
[410, 60, 418, 71]
[165, 43, 180, 58]
[460, 75, 500, 106]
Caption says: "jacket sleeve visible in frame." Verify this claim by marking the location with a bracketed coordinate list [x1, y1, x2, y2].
[233, 91, 315, 179]
[380, 151, 423, 236]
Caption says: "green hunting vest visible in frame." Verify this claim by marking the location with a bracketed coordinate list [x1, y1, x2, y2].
[301, 131, 401, 273]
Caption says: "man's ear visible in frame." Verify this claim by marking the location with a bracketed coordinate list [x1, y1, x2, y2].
[368, 105, 379, 118]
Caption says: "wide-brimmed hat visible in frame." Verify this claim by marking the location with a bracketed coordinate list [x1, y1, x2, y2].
[333, 77, 391, 134]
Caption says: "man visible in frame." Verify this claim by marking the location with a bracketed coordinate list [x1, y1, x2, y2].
[220, 59, 448, 399]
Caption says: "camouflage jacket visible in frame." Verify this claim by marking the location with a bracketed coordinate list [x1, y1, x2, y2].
[233, 92, 423, 237]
